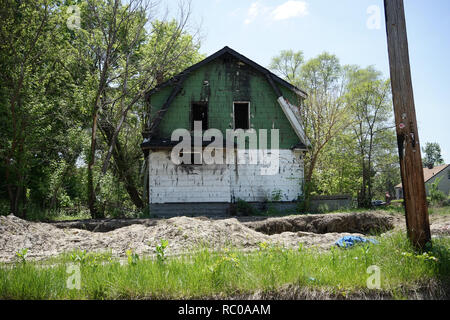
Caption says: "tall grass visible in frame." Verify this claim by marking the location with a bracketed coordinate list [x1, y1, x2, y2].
[1, 232, 449, 299]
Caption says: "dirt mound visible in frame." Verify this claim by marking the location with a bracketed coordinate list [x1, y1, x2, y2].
[0, 213, 382, 263]
[429, 215, 450, 236]
[4, 211, 447, 264]
[50, 218, 157, 232]
[243, 212, 394, 235]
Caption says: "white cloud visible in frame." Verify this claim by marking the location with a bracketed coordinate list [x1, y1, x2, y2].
[229, 7, 242, 17]
[272, 1, 308, 21]
[244, 1, 309, 24]
[244, 2, 270, 24]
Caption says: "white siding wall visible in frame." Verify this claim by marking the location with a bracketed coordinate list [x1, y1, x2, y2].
[231, 150, 304, 201]
[148, 149, 304, 203]
[148, 151, 231, 203]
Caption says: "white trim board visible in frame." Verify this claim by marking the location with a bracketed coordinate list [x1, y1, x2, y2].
[277, 97, 310, 147]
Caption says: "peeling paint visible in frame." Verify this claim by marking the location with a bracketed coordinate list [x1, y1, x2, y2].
[149, 150, 304, 204]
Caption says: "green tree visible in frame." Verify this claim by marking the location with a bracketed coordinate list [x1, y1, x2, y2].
[269, 51, 399, 207]
[345, 66, 395, 207]
[0, 0, 204, 219]
[71, 0, 203, 217]
[0, 0, 87, 217]
[422, 142, 444, 169]
[269, 50, 304, 83]
[429, 177, 446, 205]
[298, 53, 352, 204]
[312, 130, 361, 197]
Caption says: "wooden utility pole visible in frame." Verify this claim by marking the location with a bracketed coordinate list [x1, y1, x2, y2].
[384, 0, 431, 249]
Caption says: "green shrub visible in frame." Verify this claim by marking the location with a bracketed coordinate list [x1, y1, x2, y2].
[236, 199, 258, 216]
[155, 239, 169, 264]
[430, 177, 446, 205]
[0, 200, 10, 216]
[442, 195, 450, 207]
[16, 248, 28, 264]
[270, 189, 282, 201]
[126, 249, 140, 266]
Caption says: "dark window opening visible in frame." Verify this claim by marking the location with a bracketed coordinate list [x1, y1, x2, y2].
[234, 102, 250, 130]
[191, 103, 208, 131]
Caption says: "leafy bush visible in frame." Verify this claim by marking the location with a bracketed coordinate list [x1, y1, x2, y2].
[15, 248, 28, 264]
[0, 200, 10, 216]
[270, 189, 283, 201]
[126, 249, 140, 266]
[442, 196, 450, 207]
[236, 199, 258, 216]
[69, 250, 112, 267]
[155, 239, 169, 264]
[430, 177, 446, 205]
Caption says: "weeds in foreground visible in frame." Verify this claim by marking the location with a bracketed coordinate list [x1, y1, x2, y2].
[154, 239, 169, 265]
[126, 249, 140, 266]
[15, 249, 28, 265]
[0, 232, 449, 299]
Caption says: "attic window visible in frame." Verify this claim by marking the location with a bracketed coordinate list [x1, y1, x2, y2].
[191, 102, 208, 131]
[233, 102, 250, 130]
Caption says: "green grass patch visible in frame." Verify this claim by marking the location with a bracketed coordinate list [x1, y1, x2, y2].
[24, 207, 91, 222]
[1, 232, 449, 300]
[428, 206, 450, 216]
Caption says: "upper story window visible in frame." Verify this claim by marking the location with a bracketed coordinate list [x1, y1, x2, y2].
[233, 102, 250, 130]
[191, 102, 208, 131]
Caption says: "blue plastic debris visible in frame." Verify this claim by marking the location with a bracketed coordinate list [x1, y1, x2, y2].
[335, 236, 379, 248]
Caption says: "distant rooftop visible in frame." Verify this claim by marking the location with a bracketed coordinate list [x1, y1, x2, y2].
[395, 164, 449, 188]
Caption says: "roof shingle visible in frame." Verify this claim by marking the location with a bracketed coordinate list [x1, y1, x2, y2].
[395, 164, 449, 188]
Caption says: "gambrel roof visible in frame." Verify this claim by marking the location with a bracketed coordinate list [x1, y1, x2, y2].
[145, 46, 308, 99]
[142, 46, 310, 150]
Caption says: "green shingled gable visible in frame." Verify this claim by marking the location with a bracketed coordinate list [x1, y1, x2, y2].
[148, 54, 303, 149]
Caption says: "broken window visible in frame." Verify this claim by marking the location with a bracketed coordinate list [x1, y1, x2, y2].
[191, 102, 208, 131]
[233, 102, 250, 130]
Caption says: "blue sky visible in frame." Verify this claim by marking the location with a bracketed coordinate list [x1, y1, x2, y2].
[166, 0, 450, 162]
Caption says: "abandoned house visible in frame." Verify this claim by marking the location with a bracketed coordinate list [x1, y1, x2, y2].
[141, 46, 310, 216]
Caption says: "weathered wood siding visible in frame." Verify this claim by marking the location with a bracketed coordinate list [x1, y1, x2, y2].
[148, 151, 231, 203]
[230, 150, 304, 202]
[149, 149, 304, 204]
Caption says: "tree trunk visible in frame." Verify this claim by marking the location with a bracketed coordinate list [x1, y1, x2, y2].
[87, 107, 100, 218]
[99, 120, 144, 209]
[87, 61, 109, 219]
[303, 153, 319, 211]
